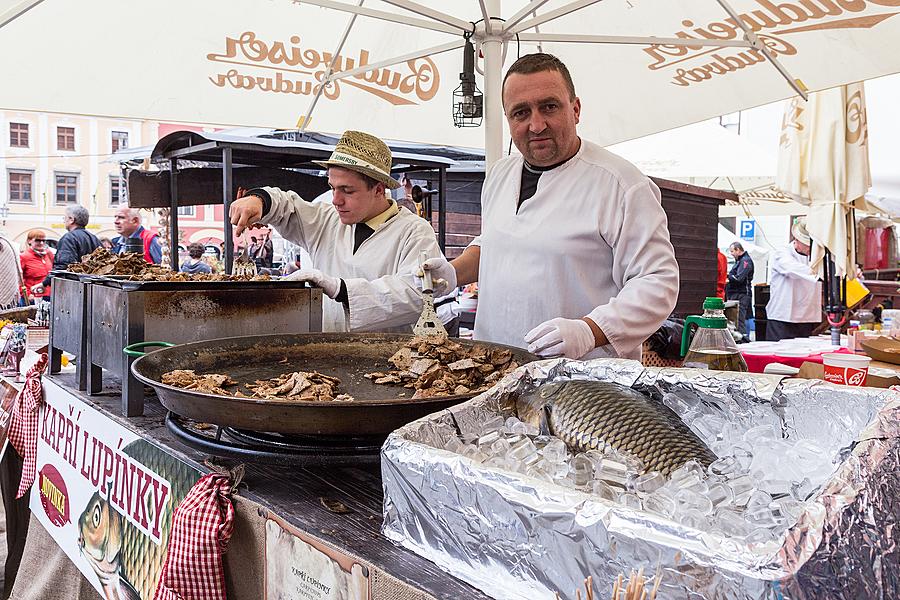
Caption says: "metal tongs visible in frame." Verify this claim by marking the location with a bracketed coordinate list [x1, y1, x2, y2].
[413, 251, 448, 338]
[233, 245, 257, 278]
[231, 186, 258, 278]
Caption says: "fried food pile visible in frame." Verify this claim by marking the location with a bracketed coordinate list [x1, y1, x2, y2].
[67, 247, 268, 281]
[161, 370, 238, 396]
[248, 371, 352, 402]
[365, 336, 519, 398]
[161, 368, 352, 402]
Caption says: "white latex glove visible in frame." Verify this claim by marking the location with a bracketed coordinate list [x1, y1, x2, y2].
[283, 269, 341, 299]
[31, 284, 44, 295]
[413, 257, 457, 296]
[524, 317, 596, 359]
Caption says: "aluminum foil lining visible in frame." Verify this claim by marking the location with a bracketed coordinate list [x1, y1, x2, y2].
[382, 358, 900, 600]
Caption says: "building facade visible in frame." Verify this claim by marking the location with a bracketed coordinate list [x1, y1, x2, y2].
[1, 110, 229, 254]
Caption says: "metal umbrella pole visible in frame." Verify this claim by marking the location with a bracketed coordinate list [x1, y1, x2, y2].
[823, 249, 847, 346]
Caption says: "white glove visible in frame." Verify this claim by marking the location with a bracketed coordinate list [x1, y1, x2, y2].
[283, 269, 341, 299]
[524, 317, 596, 359]
[31, 284, 44, 295]
[413, 257, 457, 296]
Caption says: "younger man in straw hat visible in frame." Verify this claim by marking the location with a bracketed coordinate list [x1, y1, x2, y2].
[765, 217, 822, 341]
[230, 130, 443, 333]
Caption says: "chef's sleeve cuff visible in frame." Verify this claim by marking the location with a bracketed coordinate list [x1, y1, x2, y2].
[244, 187, 272, 216]
[334, 279, 349, 306]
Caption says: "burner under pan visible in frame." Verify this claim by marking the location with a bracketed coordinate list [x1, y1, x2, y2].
[165, 413, 383, 466]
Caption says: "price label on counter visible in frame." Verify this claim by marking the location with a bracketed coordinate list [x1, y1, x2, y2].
[265, 514, 370, 600]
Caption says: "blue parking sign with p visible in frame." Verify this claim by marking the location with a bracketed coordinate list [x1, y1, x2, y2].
[739, 220, 755, 241]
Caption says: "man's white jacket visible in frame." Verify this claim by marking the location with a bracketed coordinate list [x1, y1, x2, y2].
[471, 140, 679, 360]
[259, 186, 441, 332]
[766, 244, 821, 323]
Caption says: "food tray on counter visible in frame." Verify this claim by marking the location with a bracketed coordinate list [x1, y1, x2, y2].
[50, 270, 311, 291]
[382, 359, 899, 600]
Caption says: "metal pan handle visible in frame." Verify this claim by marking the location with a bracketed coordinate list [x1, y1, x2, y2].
[123, 341, 176, 358]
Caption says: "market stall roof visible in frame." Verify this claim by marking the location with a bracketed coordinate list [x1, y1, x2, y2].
[150, 130, 455, 170]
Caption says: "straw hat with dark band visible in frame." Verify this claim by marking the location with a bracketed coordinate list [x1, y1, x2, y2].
[313, 130, 401, 189]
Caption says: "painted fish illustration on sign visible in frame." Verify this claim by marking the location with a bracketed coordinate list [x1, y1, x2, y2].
[517, 380, 717, 476]
[76, 439, 198, 600]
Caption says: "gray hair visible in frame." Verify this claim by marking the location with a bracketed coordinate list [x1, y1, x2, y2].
[729, 241, 744, 252]
[66, 205, 90, 227]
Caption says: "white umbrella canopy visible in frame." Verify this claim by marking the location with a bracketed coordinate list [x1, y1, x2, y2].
[775, 82, 872, 277]
[3, 0, 900, 157]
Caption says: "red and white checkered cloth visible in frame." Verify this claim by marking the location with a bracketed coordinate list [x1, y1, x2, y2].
[8, 352, 49, 499]
[154, 472, 236, 600]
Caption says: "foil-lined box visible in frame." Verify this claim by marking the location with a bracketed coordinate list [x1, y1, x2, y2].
[381, 359, 899, 599]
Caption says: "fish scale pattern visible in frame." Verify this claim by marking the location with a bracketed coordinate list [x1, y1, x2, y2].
[546, 381, 717, 476]
[120, 440, 199, 600]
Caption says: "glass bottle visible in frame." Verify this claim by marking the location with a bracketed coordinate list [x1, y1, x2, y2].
[680, 297, 749, 372]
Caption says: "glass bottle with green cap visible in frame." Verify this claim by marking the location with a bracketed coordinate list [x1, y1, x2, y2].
[680, 297, 748, 372]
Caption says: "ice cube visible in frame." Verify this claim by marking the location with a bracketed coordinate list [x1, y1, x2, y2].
[570, 454, 594, 488]
[525, 464, 553, 483]
[597, 457, 630, 486]
[709, 456, 740, 478]
[477, 430, 502, 448]
[731, 443, 754, 472]
[744, 424, 779, 443]
[791, 477, 816, 501]
[715, 507, 751, 537]
[662, 392, 699, 415]
[758, 478, 793, 497]
[707, 482, 734, 508]
[619, 492, 643, 511]
[678, 508, 708, 530]
[631, 471, 665, 495]
[591, 480, 621, 502]
[747, 489, 773, 509]
[509, 438, 538, 462]
[443, 436, 464, 454]
[744, 503, 778, 528]
[729, 474, 755, 506]
[674, 488, 713, 515]
[480, 415, 506, 434]
[488, 437, 511, 457]
[461, 444, 485, 463]
[643, 490, 676, 518]
[541, 439, 568, 464]
[547, 461, 569, 480]
[692, 415, 726, 445]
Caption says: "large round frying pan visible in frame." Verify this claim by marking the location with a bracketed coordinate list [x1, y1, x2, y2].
[130, 333, 536, 436]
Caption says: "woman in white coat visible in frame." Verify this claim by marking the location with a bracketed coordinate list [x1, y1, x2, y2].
[229, 130, 442, 333]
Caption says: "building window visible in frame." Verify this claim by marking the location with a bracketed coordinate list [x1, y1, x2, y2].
[8, 170, 33, 204]
[109, 175, 124, 206]
[10, 123, 29, 147]
[177, 205, 195, 217]
[111, 131, 129, 153]
[55, 173, 78, 205]
[57, 126, 75, 151]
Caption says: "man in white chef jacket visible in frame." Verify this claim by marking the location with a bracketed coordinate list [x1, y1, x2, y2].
[229, 130, 442, 333]
[421, 53, 679, 360]
[765, 218, 822, 341]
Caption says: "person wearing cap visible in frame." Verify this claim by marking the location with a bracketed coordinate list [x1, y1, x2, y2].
[229, 130, 443, 333]
[765, 217, 822, 341]
[416, 53, 678, 360]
